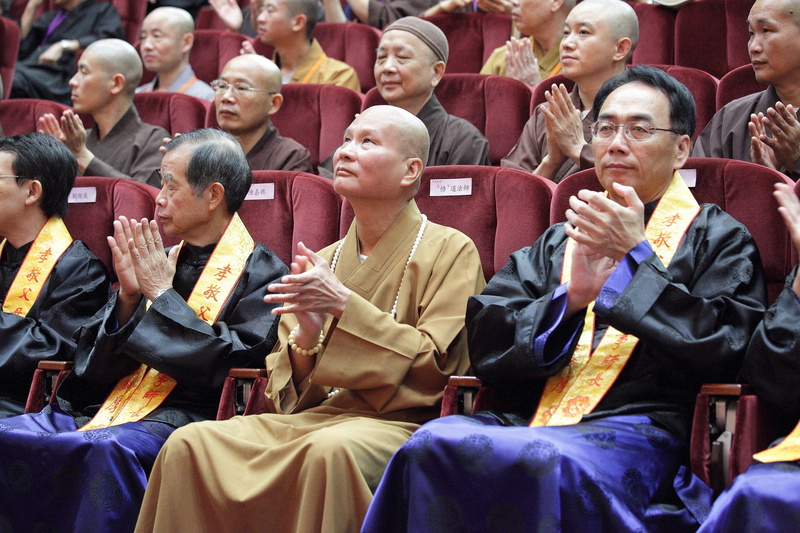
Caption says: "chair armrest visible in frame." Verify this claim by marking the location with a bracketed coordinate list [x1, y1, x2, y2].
[217, 368, 269, 420]
[441, 375, 483, 417]
[691, 383, 761, 497]
[25, 361, 74, 414]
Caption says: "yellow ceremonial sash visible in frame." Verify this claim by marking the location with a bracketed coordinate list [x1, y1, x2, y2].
[531, 171, 700, 427]
[1, 217, 72, 317]
[753, 422, 800, 463]
[79, 214, 255, 430]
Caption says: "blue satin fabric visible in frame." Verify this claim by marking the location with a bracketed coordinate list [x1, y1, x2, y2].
[362, 413, 711, 533]
[698, 461, 800, 533]
[0, 404, 175, 532]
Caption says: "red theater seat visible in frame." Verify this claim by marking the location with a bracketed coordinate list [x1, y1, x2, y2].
[134, 92, 209, 136]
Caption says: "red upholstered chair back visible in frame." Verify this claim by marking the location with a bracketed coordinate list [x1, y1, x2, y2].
[0, 99, 70, 136]
[139, 30, 246, 85]
[207, 84, 362, 168]
[134, 92, 209, 136]
[65, 177, 159, 282]
[111, 0, 147, 44]
[421, 13, 513, 73]
[628, 2, 676, 67]
[362, 74, 531, 165]
[196, 6, 233, 31]
[651, 65, 719, 142]
[674, 0, 732, 79]
[551, 158, 794, 303]
[530, 73, 573, 114]
[313, 22, 380, 92]
[236, 171, 341, 265]
[340, 165, 555, 281]
[724, 0, 752, 74]
[716, 64, 768, 111]
[1, 17, 20, 100]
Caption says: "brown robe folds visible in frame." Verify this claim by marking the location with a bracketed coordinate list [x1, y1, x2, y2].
[135, 200, 485, 533]
[246, 122, 313, 173]
[420, 94, 491, 167]
[692, 86, 800, 181]
[502, 85, 594, 183]
[85, 106, 169, 186]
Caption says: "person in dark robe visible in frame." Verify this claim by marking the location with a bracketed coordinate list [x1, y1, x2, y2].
[696, 183, 800, 532]
[0, 132, 110, 419]
[692, 0, 800, 182]
[362, 66, 767, 533]
[318, 17, 489, 177]
[213, 54, 313, 173]
[374, 18, 490, 166]
[501, 0, 638, 183]
[37, 39, 169, 187]
[10, 0, 123, 105]
[0, 128, 288, 532]
[321, 0, 472, 29]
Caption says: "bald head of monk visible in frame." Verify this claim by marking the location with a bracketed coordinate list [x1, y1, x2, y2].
[333, 105, 430, 204]
[70, 39, 143, 115]
[139, 7, 196, 77]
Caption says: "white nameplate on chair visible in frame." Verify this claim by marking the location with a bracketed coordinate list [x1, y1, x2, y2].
[678, 169, 697, 188]
[430, 178, 473, 197]
[68, 187, 97, 204]
[245, 183, 275, 200]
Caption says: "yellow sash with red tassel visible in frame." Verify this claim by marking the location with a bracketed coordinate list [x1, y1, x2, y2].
[79, 214, 254, 430]
[531, 171, 700, 427]
[1, 217, 72, 317]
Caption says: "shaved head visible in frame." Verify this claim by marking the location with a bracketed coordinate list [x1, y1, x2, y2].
[574, 0, 638, 58]
[144, 6, 195, 35]
[224, 54, 282, 93]
[363, 105, 429, 167]
[84, 39, 143, 95]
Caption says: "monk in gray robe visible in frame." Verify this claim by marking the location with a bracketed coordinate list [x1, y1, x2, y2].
[135, 105, 485, 532]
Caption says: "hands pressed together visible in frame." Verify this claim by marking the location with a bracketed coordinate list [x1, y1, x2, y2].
[563, 183, 646, 314]
[749, 102, 800, 172]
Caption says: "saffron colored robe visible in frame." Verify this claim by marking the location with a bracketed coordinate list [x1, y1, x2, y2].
[135, 200, 485, 533]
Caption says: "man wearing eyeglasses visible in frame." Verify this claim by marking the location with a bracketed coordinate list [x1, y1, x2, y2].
[37, 39, 169, 187]
[212, 54, 312, 173]
[362, 66, 767, 532]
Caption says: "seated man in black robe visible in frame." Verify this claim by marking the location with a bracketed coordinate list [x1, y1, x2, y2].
[0, 132, 110, 418]
[363, 66, 767, 533]
[11, 0, 123, 105]
[0, 128, 288, 532]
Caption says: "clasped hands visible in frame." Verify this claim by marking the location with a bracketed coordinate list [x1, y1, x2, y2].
[749, 102, 800, 172]
[109, 216, 178, 306]
[563, 183, 646, 313]
[38, 110, 94, 171]
[264, 242, 351, 349]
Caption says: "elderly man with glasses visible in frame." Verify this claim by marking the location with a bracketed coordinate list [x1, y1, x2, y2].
[362, 65, 767, 533]
[212, 54, 313, 173]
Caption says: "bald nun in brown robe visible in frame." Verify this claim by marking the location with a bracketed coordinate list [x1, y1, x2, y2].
[135, 105, 486, 532]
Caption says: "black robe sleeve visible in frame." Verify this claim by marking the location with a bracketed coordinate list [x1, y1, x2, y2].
[0, 241, 110, 407]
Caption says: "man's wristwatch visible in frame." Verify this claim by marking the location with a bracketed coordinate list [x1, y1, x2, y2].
[60, 39, 73, 53]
